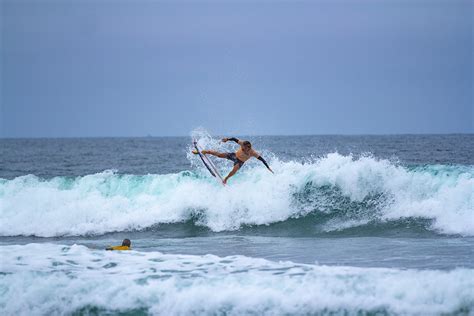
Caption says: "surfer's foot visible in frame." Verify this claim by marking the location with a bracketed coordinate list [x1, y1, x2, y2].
[192, 150, 199, 154]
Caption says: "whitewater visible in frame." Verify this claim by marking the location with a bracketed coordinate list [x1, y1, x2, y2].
[1, 243, 473, 315]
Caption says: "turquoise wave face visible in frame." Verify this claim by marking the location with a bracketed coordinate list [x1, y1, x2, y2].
[1, 244, 473, 315]
[1, 153, 473, 237]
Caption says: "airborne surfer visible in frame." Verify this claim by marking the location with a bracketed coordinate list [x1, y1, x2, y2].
[192, 137, 273, 184]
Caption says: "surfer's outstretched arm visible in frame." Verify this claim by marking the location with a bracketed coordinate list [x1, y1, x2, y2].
[222, 137, 243, 145]
[257, 156, 274, 173]
[224, 164, 240, 184]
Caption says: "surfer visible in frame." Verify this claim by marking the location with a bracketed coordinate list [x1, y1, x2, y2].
[106, 238, 131, 251]
[193, 137, 273, 184]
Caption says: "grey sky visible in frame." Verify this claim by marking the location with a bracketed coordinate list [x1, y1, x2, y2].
[1, 0, 472, 137]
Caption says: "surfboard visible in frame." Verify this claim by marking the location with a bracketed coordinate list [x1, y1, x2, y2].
[193, 141, 225, 185]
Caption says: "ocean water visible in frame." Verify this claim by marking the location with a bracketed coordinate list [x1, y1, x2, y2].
[1, 132, 473, 315]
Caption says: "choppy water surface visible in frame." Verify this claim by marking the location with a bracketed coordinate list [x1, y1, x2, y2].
[1, 133, 473, 315]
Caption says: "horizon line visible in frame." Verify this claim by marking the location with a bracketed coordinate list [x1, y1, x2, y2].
[1, 132, 473, 140]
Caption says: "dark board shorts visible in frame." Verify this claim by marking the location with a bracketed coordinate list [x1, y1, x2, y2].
[225, 153, 244, 167]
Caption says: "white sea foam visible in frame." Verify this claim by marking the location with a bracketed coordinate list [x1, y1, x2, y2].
[0, 244, 472, 315]
[0, 152, 473, 237]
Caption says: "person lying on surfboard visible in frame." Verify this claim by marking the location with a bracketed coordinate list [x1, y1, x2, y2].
[106, 238, 131, 251]
[193, 137, 273, 184]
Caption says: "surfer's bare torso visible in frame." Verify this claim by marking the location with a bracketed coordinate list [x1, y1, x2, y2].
[235, 145, 259, 163]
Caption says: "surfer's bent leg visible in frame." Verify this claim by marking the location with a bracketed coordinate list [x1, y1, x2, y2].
[224, 164, 241, 184]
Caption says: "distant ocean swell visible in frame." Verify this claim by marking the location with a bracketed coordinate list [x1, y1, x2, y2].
[0, 244, 473, 315]
[0, 153, 473, 237]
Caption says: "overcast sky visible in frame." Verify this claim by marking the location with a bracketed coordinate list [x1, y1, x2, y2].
[1, 0, 472, 137]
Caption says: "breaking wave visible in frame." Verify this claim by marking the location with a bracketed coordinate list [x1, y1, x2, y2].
[1, 151, 472, 237]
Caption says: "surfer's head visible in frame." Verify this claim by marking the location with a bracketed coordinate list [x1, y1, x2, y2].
[242, 141, 252, 152]
[122, 239, 131, 247]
